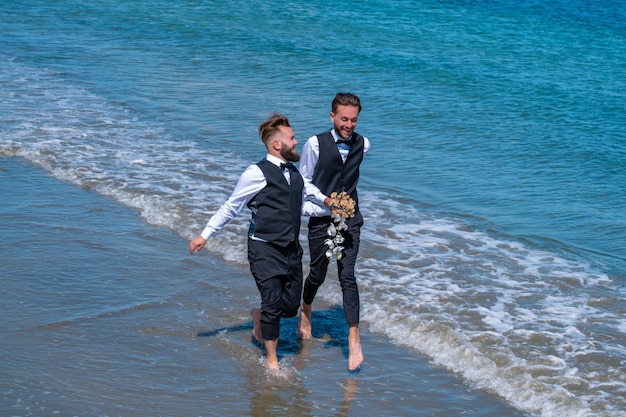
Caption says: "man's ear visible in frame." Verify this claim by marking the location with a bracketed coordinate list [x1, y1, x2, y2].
[271, 139, 282, 151]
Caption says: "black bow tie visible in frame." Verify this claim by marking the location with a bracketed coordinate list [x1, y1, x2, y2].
[280, 162, 295, 171]
[336, 138, 352, 145]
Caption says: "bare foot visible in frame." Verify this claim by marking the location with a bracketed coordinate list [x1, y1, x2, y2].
[265, 358, 279, 370]
[264, 338, 279, 370]
[348, 340, 364, 371]
[297, 303, 312, 340]
[250, 308, 262, 342]
[348, 325, 364, 371]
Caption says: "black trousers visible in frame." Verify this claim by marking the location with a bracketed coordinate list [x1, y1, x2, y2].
[248, 239, 303, 341]
[302, 211, 363, 325]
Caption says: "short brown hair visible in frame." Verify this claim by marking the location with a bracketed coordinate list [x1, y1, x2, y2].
[258, 113, 291, 145]
[332, 92, 362, 114]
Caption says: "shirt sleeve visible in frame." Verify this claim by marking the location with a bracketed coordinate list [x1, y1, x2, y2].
[299, 135, 331, 216]
[363, 136, 371, 154]
[200, 164, 266, 240]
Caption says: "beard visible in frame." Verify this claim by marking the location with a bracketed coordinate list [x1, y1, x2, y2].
[280, 143, 300, 162]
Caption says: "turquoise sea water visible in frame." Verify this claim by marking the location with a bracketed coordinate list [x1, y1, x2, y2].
[1, 1, 625, 416]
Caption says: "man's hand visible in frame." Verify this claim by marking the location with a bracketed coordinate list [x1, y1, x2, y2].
[189, 236, 207, 254]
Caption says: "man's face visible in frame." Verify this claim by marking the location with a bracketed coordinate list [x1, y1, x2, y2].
[277, 125, 300, 162]
[330, 105, 360, 139]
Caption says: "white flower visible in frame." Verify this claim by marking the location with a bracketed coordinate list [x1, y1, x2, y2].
[324, 191, 356, 260]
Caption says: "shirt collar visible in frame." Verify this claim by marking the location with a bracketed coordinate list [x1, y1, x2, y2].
[266, 154, 285, 167]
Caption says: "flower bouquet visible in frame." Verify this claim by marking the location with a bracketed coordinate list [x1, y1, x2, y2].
[325, 191, 356, 260]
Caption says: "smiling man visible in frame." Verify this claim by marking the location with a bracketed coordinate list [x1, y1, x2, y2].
[298, 93, 371, 371]
[189, 113, 304, 371]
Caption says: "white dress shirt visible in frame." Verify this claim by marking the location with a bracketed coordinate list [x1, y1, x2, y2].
[299, 128, 370, 217]
[200, 154, 292, 241]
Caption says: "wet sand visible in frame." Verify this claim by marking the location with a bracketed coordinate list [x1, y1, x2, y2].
[1, 157, 527, 416]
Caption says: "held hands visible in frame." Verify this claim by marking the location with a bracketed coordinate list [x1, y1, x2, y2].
[189, 236, 207, 254]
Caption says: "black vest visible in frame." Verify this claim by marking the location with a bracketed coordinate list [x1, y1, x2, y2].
[312, 131, 364, 212]
[247, 159, 304, 246]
